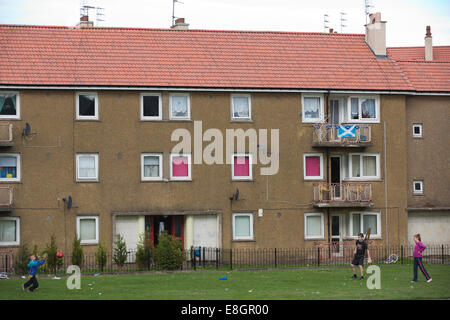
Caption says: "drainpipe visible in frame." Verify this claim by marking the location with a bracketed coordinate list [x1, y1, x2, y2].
[384, 121, 389, 254]
[325, 91, 330, 247]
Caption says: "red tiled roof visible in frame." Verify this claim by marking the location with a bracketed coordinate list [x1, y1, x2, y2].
[0, 24, 414, 91]
[394, 61, 450, 92]
[387, 46, 450, 62]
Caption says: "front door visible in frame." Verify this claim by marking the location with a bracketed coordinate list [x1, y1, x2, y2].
[331, 214, 344, 256]
[147, 215, 185, 249]
[330, 99, 340, 124]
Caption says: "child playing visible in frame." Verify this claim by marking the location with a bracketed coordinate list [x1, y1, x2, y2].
[22, 254, 46, 292]
[412, 233, 432, 283]
[351, 233, 372, 280]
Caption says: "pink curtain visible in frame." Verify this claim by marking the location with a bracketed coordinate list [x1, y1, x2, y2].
[172, 156, 188, 177]
[305, 156, 320, 176]
[234, 156, 249, 177]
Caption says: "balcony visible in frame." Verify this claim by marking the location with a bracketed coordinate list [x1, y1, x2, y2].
[0, 186, 13, 211]
[313, 183, 373, 208]
[312, 124, 372, 147]
[0, 122, 13, 147]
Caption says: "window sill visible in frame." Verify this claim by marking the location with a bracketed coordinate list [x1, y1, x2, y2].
[232, 239, 255, 242]
[0, 244, 20, 247]
[230, 119, 253, 123]
[412, 193, 424, 196]
[81, 242, 99, 246]
[304, 237, 325, 241]
[76, 180, 99, 183]
[342, 178, 382, 182]
[232, 178, 254, 182]
[75, 119, 101, 122]
[0, 181, 21, 184]
[0, 117, 21, 121]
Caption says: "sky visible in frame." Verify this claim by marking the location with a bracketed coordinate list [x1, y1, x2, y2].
[0, 0, 449, 46]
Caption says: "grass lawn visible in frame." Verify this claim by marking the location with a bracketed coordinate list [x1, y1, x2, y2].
[1, 265, 449, 300]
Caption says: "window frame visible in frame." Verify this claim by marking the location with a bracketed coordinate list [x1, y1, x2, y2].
[76, 92, 99, 121]
[170, 153, 192, 181]
[76, 215, 99, 245]
[232, 212, 254, 241]
[304, 212, 324, 240]
[0, 153, 21, 182]
[140, 93, 162, 121]
[302, 93, 324, 123]
[348, 153, 380, 181]
[413, 180, 424, 195]
[303, 153, 324, 180]
[141, 153, 163, 181]
[349, 211, 381, 239]
[169, 93, 191, 120]
[412, 123, 423, 138]
[0, 91, 20, 120]
[0, 216, 20, 246]
[231, 153, 253, 181]
[231, 94, 252, 121]
[346, 95, 380, 123]
[76, 153, 99, 182]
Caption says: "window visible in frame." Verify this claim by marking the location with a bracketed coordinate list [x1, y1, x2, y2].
[348, 153, 380, 180]
[347, 96, 379, 122]
[412, 124, 422, 138]
[0, 154, 20, 182]
[233, 213, 254, 240]
[170, 93, 190, 120]
[0, 217, 20, 246]
[141, 153, 163, 181]
[303, 153, 323, 180]
[302, 94, 324, 123]
[77, 216, 99, 245]
[350, 212, 381, 238]
[231, 94, 251, 120]
[304, 213, 324, 239]
[76, 92, 98, 120]
[413, 180, 423, 194]
[0, 92, 20, 119]
[76, 154, 99, 181]
[170, 154, 191, 180]
[141, 93, 162, 120]
[232, 154, 253, 180]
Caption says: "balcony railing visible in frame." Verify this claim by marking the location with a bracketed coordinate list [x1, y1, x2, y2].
[0, 186, 14, 211]
[312, 124, 372, 147]
[313, 183, 373, 207]
[0, 122, 13, 146]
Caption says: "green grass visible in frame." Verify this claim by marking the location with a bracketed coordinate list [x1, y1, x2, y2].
[1, 265, 449, 300]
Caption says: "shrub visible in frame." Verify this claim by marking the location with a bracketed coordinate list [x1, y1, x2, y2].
[42, 235, 58, 273]
[96, 243, 108, 272]
[113, 234, 128, 271]
[153, 231, 183, 271]
[72, 236, 84, 268]
[15, 243, 31, 275]
[136, 234, 152, 271]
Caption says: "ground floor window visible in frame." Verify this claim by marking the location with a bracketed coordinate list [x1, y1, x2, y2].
[233, 213, 253, 240]
[77, 216, 99, 245]
[0, 216, 20, 246]
[349, 212, 381, 238]
[304, 213, 324, 239]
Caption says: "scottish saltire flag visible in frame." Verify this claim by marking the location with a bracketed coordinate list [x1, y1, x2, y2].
[338, 125, 357, 138]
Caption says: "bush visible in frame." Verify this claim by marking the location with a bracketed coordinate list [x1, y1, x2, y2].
[136, 234, 152, 271]
[42, 235, 58, 273]
[15, 243, 31, 275]
[153, 231, 183, 271]
[96, 243, 108, 272]
[72, 236, 84, 268]
[113, 234, 128, 271]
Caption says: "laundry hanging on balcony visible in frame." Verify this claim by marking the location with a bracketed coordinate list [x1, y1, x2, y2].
[337, 125, 359, 138]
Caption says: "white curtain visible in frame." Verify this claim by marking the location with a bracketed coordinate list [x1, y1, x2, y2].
[303, 97, 319, 119]
[235, 216, 250, 237]
[363, 215, 377, 234]
[361, 98, 376, 118]
[352, 214, 361, 236]
[171, 96, 188, 116]
[363, 156, 377, 177]
[79, 156, 96, 178]
[350, 98, 359, 119]
[0, 220, 16, 242]
[0, 156, 17, 167]
[306, 216, 321, 237]
[80, 219, 96, 241]
[352, 155, 360, 177]
[144, 156, 160, 177]
[233, 97, 249, 118]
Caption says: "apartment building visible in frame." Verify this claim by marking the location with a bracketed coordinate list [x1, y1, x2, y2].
[0, 14, 448, 257]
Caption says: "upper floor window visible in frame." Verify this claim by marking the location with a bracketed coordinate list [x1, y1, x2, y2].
[170, 93, 190, 120]
[0, 92, 20, 119]
[302, 94, 324, 123]
[348, 96, 379, 123]
[413, 180, 424, 194]
[141, 93, 162, 120]
[76, 92, 98, 120]
[231, 94, 251, 120]
[76, 153, 99, 182]
[141, 153, 163, 181]
[232, 154, 253, 181]
[412, 124, 422, 138]
[348, 153, 380, 180]
[0, 216, 20, 246]
[0, 154, 20, 182]
[170, 154, 191, 181]
[303, 153, 323, 180]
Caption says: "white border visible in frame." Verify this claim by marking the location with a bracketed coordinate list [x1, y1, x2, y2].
[231, 94, 252, 120]
[0, 91, 20, 120]
[348, 153, 380, 181]
[0, 153, 21, 182]
[349, 211, 381, 239]
[302, 93, 324, 123]
[346, 95, 380, 123]
[303, 153, 324, 180]
[76, 153, 99, 182]
[412, 123, 423, 138]
[76, 215, 99, 245]
[304, 212, 324, 240]
[170, 153, 192, 181]
[76, 92, 99, 120]
[232, 213, 254, 240]
[140, 93, 162, 121]
[141, 153, 163, 181]
[231, 153, 253, 181]
[169, 93, 191, 120]
[0, 216, 20, 246]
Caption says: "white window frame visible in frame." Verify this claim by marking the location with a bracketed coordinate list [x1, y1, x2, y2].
[349, 212, 381, 239]
[140, 93, 162, 121]
[348, 153, 380, 181]
[413, 180, 424, 195]
[302, 93, 324, 123]
[304, 213, 324, 240]
[231, 153, 253, 181]
[412, 123, 422, 138]
[76, 153, 99, 182]
[169, 93, 191, 120]
[303, 153, 324, 180]
[76, 92, 99, 120]
[76, 216, 99, 245]
[141, 153, 163, 181]
[0, 91, 20, 120]
[232, 213, 254, 241]
[347, 95, 380, 123]
[0, 153, 21, 182]
[0, 216, 20, 246]
[170, 153, 192, 181]
[231, 94, 252, 121]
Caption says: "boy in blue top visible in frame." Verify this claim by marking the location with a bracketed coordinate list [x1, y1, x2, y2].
[22, 254, 46, 292]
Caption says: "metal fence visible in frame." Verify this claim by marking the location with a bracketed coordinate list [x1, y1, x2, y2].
[1, 244, 449, 275]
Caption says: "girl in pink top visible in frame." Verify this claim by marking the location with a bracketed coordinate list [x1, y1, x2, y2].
[412, 234, 432, 283]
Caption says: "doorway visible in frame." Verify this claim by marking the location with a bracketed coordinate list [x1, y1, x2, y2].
[145, 215, 185, 249]
[331, 214, 344, 256]
[330, 156, 342, 199]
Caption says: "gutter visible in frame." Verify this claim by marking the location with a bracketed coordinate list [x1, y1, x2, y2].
[406, 207, 450, 212]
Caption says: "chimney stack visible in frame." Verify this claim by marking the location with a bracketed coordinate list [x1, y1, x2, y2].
[76, 15, 94, 28]
[425, 26, 433, 61]
[365, 12, 387, 57]
[171, 18, 189, 30]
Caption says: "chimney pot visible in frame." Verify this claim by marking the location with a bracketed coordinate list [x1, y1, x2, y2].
[171, 17, 189, 30]
[329, 28, 333, 33]
[426, 26, 431, 37]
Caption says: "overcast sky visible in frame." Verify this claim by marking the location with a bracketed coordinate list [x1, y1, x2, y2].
[0, 0, 449, 46]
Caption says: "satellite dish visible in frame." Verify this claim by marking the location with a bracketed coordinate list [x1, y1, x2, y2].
[234, 188, 239, 201]
[67, 196, 72, 209]
[23, 123, 31, 136]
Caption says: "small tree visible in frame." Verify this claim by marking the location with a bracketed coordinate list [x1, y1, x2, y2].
[136, 234, 152, 271]
[153, 231, 183, 271]
[72, 236, 84, 268]
[113, 234, 128, 272]
[15, 243, 31, 275]
[96, 243, 108, 272]
[42, 235, 58, 273]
